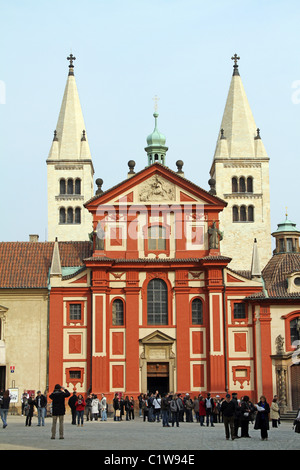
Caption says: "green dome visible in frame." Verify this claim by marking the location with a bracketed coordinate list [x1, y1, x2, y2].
[273, 217, 299, 234]
[146, 113, 166, 147]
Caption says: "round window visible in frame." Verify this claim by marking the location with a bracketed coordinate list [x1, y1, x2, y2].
[294, 277, 300, 286]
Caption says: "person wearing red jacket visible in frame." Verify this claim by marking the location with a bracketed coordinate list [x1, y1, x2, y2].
[198, 395, 206, 426]
[75, 394, 86, 427]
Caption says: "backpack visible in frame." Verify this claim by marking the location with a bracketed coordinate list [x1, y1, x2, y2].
[170, 399, 178, 412]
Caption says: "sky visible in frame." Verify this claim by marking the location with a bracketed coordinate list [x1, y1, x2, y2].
[1, 0, 300, 243]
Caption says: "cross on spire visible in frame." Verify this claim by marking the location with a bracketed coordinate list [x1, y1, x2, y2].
[67, 54, 76, 75]
[153, 95, 160, 112]
[231, 53, 240, 76]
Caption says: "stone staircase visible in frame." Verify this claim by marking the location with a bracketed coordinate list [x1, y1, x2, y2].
[279, 410, 298, 422]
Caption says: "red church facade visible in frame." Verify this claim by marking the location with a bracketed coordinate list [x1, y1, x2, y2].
[48, 163, 265, 401]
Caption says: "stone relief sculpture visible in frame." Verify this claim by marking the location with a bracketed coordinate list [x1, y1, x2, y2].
[139, 175, 176, 202]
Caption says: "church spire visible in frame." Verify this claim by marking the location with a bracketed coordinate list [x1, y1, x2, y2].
[144, 96, 168, 166]
[212, 54, 268, 161]
[47, 55, 92, 161]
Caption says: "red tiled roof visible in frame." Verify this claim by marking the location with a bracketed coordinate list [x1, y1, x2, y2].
[0, 241, 92, 289]
[246, 252, 300, 300]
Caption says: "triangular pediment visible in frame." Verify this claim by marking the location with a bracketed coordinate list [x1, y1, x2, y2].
[85, 163, 226, 210]
[0, 304, 8, 314]
[140, 329, 175, 344]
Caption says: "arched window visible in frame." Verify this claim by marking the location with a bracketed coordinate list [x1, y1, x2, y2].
[248, 205, 254, 222]
[60, 179, 66, 195]
[192, 298, 203, 325]
[232, 177, 238, 193]
[239, 177, 246, 193]
[147, 279, 168, 325]
[67, 179, 74, 195]
[240, 205, 247, 222]
[290, 316, 300, 346]
[247, 177, 253, 193]
[75, 207, 81, 224]
[59, 207, 66, 224]
[67, 207, 74, 224]
[148, 226, 166, 251]
[232, 206, 239, 222]
[75, 179, 81, 195]
[112, 299, 124, 326]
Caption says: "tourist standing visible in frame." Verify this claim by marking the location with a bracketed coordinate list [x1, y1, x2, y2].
[161, 393, 170, 427]
[100, 393, 107, 421]
[184, 394, 194, 422]
[0, 390, 10, 429]
[232, 393, 241, 438]
[240, 395, 252, 438]
[205, 393, 215, 427]
[113, 392, 120, 421]
[254, 396, 270, 441]
[270, 397, 280, 428]
[142, 394, 149, 422]
[129, 396, 135, 420]
[177, 394, 184, 422]
[293, 408, 300, 433]
[193, 395, 199, 422]
[49, 384, 70, 439]
[91, 394, 100, 421]
[199, 396, 206, 426]
[153, 394, 161, 422]
[25, 394, 35, 427]
[170, 394, 180, 427]
[85, 394, 93, 421]
[220, 394, 236, 440]
[35, 390, 47, 426]
[68, 391, 78, 425]
[21, 390, 29, 416]
[75, 394, 86, 426]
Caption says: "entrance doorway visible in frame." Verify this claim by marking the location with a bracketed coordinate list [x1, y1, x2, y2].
[147, 362, 169, 394]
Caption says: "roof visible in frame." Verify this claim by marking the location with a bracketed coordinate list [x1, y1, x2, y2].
[0, 241, 92, 289]
[246, 252, 300, 300]
[84, 162, 227, 207]
[84, 255, 232, 264]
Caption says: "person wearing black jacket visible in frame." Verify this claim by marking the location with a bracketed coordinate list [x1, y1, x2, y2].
[49, 384, 70, 439]
[0, 390, 10, 429]
[232, 392, 241, 438]
[68, 391, 78, 425]
[34, 391, 47, 426]
[161, 393, 170, 427]
[240, 395, 253, 438]
[254, 396, 270, 441]
[220, 394, 236, 440]
[25, 394, 35, 426]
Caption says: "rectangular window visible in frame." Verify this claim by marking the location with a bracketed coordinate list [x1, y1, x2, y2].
[69, 370, 81, 380]
[233, 303, 246, 319]
[69, 304, 82, 321]
[148, 226, 166, 251]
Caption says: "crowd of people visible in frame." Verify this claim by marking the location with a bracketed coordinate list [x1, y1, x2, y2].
[1, 386, 300, 442]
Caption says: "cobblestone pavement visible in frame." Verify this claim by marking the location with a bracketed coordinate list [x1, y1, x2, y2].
[0, 415, 299, 453]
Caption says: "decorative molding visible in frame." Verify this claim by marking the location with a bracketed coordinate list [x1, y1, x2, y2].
[223, 163, 262, 169]
[55, 195, 84, 201]
[224, 193, 262, 199]
[54, 165, 84, 170]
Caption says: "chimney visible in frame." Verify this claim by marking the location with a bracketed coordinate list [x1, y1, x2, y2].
[29, 234, 39, 242]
